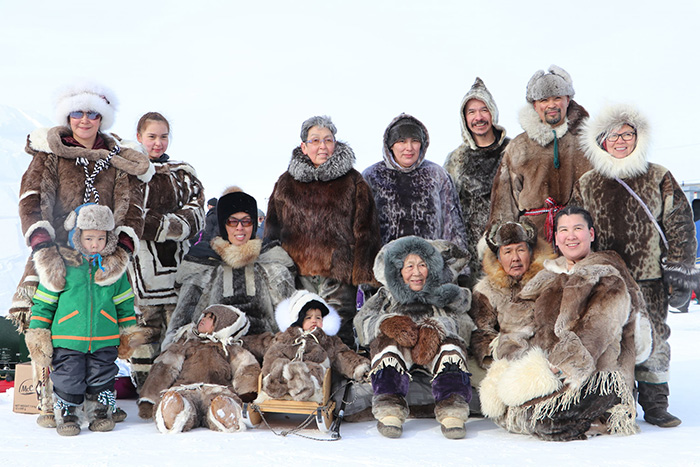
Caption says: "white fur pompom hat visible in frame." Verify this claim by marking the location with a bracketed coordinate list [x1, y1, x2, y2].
[275, 290, 341, 335]
[54, 80, 118, 130]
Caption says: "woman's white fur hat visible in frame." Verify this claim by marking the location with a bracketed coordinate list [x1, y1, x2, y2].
[54, 80, 118, 130]
[274, 290, 341, 335]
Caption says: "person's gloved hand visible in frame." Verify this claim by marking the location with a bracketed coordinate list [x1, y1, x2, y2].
[411, 320, 443, 366]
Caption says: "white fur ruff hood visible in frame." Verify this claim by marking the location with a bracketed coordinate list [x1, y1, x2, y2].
[580, 104, 650, 179]
[274, 290, 341, 335]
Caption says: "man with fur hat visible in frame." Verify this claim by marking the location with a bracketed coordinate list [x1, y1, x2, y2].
[10, 81, 153, 426]
[24, 204, 138, 436]
[137, 305, 258, 434]
[571, 104, 697, 427]
[444, 78, 511, 286]
[364, 113, 468, 252]
[162, 187, 296, 349]
[488, 65, 591, 243]
[469, 221, 555, 374]
[245, 290, 369, 403]
[354, 236, 475, 439]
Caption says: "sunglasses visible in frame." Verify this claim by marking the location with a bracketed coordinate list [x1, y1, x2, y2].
[226, 217, 253, 227]
[69, 111, 101, 120]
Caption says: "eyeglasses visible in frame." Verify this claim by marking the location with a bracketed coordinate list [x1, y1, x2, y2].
[69, 111, 101, 120]
[606, 131, 636, 142]
[226, 217, 253, 227]
[304, 137, 336, 147]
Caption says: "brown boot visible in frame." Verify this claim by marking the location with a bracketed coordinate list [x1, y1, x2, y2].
[53, 396, 81, 437]
[85, 391, 115, 432]
[156, 390, 197, 434]
[435, 394, 469, 440]
[638, 382, 682, 428]
[207, 395, 244, 432]
[372, 393, 408, 439]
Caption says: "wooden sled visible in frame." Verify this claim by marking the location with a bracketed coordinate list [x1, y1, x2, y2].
[242, 368, 336, 432]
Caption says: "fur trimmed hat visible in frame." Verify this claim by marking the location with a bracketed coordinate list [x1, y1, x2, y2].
[64, 203, 118, 256]
[54, 80, 118, 130]
[217, 187, 258, 241]
[526, 65, 574, 103]
[274, 290, 341, 335]
[485, 221, 538, 254]
[387, 117, 426, 150]
[197, 304, 250, 341]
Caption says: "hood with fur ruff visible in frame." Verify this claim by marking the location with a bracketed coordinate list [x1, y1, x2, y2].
[274, 289, 341, 335]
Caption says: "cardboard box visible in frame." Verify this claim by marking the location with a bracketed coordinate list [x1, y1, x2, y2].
[13, 362, 40, 414]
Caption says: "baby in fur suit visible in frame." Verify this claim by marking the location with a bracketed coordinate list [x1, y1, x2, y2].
[246, 290, 369, 403]
[137, 304, 260, 434]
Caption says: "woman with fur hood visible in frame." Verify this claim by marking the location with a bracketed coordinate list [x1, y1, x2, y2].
[479, 207, 650, 441]
[354, 236, 475, 439]
[265, 115, 382, 347]
[469, 221, 555, 374]
[11, 81, 153, 427]
[363, 113, 468, 252]
[161, 188, 296, 349]
[245, 290, 369, 403]
[126, 112, 205, 390]
[137, 305, 258, 434]
[571, 104, 697, 428]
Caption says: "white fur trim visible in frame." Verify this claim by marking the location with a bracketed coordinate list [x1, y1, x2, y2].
[19, 189, 40, 203]
[634, 312, 653, 364]
[207, 397, 246, 433]
[53, 81, 118, 130]
[274, 289, 340, 335]
[155, 393, 193, 434]
[24, 220, 56, 246]
[138, 162, 156, 183]
[497, 348, 562, 407]
[478, 358, 510, 418]
[114, 225, 140, 255]
[519, 105, 571, 146]
[27, 127, 51, 153]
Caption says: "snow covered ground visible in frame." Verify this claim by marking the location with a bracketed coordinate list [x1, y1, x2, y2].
[2, 309, 699, 466]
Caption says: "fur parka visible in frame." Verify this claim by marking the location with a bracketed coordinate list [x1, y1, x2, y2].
[128, 156, 205, 306]
[479, 251, 649, 440]
[138, 305, 260, 409]
[364, 114, 468, 251]
[444, 79, 511, 280]
[162, 238, 296, 349]
[264, 142, 381, 285]
[354, 236, 474, 349]
[571, 104, 697, 284]
[469, 237, 555, 370]
[488, 100, 591, 240]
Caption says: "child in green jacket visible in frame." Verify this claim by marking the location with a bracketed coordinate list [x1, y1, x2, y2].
[24, 203, 137, 436]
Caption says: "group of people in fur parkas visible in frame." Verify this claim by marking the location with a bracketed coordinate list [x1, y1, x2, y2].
[12, 64, 696, 441]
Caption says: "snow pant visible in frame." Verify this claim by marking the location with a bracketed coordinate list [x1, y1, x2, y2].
[51, 347, 118, 405]
[635, 280, 670, 384]
[130, 303, 174, 391]
[369, 336, 471, 424]
[297, 275, 358, 349]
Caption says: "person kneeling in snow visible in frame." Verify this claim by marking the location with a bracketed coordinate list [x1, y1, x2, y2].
[137, 305, 259, 434]
[246, 290, 369, 403]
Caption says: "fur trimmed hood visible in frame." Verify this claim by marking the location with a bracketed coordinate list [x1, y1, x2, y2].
[382, 114, 430, 173]
[381, 236, 459, 307]
[27, 126, 154, 182]
[274, 289, 341, 335]
[459, 78, 507, 150]
[287, 141, 355, 182]
[518, 99, 588, 147]
[580, 104, 650, 179]
[481, 236, 555, 291]
[210, 237, 262, 269]
[195, 304, 250, 342]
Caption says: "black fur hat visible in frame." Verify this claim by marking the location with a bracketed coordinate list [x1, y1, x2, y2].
[217, 188, 258, 241]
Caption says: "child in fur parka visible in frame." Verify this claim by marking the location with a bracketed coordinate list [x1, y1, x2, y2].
[245, 290, 369, 403]
[24, 203, 138, 436]
[354, 236, 475, 439]
[137, 305, 259, 434]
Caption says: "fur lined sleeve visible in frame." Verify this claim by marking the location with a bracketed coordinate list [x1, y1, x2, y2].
[438, 168, 469, 252]
[351, 175, 382, 285]
[241, 332, 276, 362]
[263, 179, 282, 244]
[138, 342, 187, 404]
[116, 169, 147, 245]
[353, 288, 396, 347]
[19, 151, 55, 241]
[325, 335, 369, 380]
[468, 290, 499, 369]
[660, 170, 698, 281]
[487, 147, 522, 228]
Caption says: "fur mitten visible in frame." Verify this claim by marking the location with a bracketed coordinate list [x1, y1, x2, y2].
[379, 315, 419, 348]
[94, 248, 129, 286]
[24, 328, 53, 367]
[32, 244, 66, 292]
[118, 326, 143, 360]
[411, 320, 444, 366]
[669, 286, 692, 309]
[352, 362, 370, 382]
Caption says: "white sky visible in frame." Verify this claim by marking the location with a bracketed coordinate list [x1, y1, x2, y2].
[1, 0, 699, 207]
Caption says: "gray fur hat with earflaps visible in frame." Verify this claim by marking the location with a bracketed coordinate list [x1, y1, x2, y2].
[526, 65, 575, 103]
[485, 220, 538, 254]
[64, 203, 118, 256]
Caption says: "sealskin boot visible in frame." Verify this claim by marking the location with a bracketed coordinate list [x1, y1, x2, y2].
[53, 396, 81, 437]
[86, 391, 115, 432]
[638, 382, 682, 428]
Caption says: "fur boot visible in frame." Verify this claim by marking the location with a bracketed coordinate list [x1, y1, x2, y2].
[155, 390, 197, 434]
[372, 393, 409, 438]
[206, 394, 245, 433]
[435, 393, 469, 439]
[53, 395, 81, 437]
[638, 382, 682, 427]
[85, 391, 115, 432]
